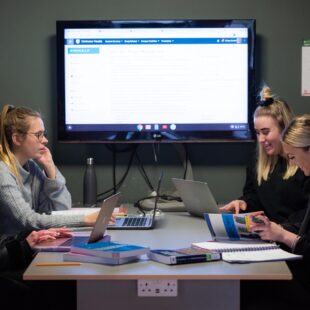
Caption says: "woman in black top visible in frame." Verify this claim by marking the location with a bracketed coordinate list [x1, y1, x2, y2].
[0, 229, 74, 310]
[251, 115, 310, 256]
[242, 115, 310, 310]
[221, 87, 309, 229]
[0, 229, 70, 270]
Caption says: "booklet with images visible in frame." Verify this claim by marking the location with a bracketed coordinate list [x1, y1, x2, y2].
[204, 212, 265, 241]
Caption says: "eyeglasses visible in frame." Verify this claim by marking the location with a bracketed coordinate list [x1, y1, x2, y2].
[26, 130, 48, 142]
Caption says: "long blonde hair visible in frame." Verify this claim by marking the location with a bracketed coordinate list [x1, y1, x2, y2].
[0, 104, 41, 181]
[282, 114, 310, 149]
[254, 86, 298, 185]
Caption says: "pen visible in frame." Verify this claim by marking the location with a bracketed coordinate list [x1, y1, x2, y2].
[35, 262, 81, 267]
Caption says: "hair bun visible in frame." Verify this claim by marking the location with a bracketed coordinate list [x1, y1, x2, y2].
[257, 86, 274, 107]
[257, 97, 274, 107]
[261, 86, 272, 99]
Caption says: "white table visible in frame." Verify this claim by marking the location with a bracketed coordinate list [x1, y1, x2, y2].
[24, 212, 292, 310]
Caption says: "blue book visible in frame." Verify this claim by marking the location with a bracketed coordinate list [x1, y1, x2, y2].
[63, 252, 140, 265]
[71, 241, 150, 259]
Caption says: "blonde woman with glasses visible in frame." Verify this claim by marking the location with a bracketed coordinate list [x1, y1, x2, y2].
[0, 105, 100, 236]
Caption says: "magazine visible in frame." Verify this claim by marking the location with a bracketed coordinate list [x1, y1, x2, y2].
[204, 212, 264, 241]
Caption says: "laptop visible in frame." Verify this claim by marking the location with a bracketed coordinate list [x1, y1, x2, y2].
[35, 192, 121, 252]
[172, 178, 223, 217]
[108, 173, 163, 230]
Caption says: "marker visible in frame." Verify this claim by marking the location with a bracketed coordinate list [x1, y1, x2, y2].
[35, 262, 81, 267]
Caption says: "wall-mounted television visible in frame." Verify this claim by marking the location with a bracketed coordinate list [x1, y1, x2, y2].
[57, 19, 255, 143]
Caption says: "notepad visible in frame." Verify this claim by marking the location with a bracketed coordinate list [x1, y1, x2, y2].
[192, 241, 302, 263]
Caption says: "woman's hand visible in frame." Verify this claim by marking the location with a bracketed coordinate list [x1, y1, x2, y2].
[25, 228, 73, 248]
[250, 215, 284, 242]
[48, 227, 72, 238]
[219, 200, 247, 214]
[84, 210, 115, 226]
[250, 215, 298, 249]
[35, 146, 56, 179]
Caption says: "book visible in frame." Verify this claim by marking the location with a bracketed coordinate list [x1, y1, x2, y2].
[70, 241, 150, 259]
[192, 241, 302, 263]
[204, 212, 265, 241]
[63, 252, 139, 265]
[149, 247, 221, 265]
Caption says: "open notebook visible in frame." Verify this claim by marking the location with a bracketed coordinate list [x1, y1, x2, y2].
[192, 241, 302, 263]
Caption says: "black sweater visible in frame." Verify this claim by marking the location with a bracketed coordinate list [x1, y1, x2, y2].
[240, 157, 310, 232]
[294, 184, 310, 257]
[0, 234, 33, 271]
[287, 185, 310, 290]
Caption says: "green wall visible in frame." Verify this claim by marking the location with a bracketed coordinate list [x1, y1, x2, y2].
[1, 0, 309, 204]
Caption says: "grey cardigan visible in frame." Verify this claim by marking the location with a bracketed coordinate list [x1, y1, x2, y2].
[0, 160, 85, 235]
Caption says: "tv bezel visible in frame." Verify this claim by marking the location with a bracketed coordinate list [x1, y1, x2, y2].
[56, 19, 256, 143]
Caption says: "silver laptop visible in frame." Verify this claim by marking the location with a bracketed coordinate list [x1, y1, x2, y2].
[172, 178, 221, 217]
[35, 192, 121, 252]
[108, 172, 163, 230]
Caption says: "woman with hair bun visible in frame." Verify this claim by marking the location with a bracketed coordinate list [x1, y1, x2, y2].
[221, 87, 309, 230]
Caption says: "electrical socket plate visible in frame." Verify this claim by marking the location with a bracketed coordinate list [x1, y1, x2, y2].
[137, 279, 178, 297]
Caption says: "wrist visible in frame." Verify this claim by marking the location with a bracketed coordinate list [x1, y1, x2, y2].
[281, 230, 299, 250]
[84, 214, 93, 226]
[43, 163, 56, 179]
[290, 236, 300, 252]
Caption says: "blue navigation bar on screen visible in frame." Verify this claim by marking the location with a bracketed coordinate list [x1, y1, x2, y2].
[65, 38, 247, 45]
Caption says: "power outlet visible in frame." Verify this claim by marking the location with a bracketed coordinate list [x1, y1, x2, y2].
[137, 279, 178, 297]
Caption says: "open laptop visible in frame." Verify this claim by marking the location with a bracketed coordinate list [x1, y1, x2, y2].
[35, 192, 121, 252]
[108, 173, 163, 230]
[172, 178, 223, 217]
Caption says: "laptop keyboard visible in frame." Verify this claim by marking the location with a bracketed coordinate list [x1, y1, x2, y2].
[123, 217, 149, 227]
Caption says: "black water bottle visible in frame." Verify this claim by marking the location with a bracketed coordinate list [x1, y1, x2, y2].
[83, 157, 97, 206]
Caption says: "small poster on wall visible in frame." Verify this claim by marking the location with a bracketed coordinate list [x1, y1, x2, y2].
[302, 39, 310, 96]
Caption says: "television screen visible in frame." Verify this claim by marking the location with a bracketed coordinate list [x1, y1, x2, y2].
[57, 19, 255, 143]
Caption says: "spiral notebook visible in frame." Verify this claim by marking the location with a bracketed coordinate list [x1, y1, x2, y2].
[192, 241, 302, 263]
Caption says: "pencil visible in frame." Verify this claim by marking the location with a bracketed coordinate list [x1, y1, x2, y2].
[35, 262, 81, 267]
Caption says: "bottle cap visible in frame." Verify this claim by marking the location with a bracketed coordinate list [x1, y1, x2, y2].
[86, 157, 94, 165]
